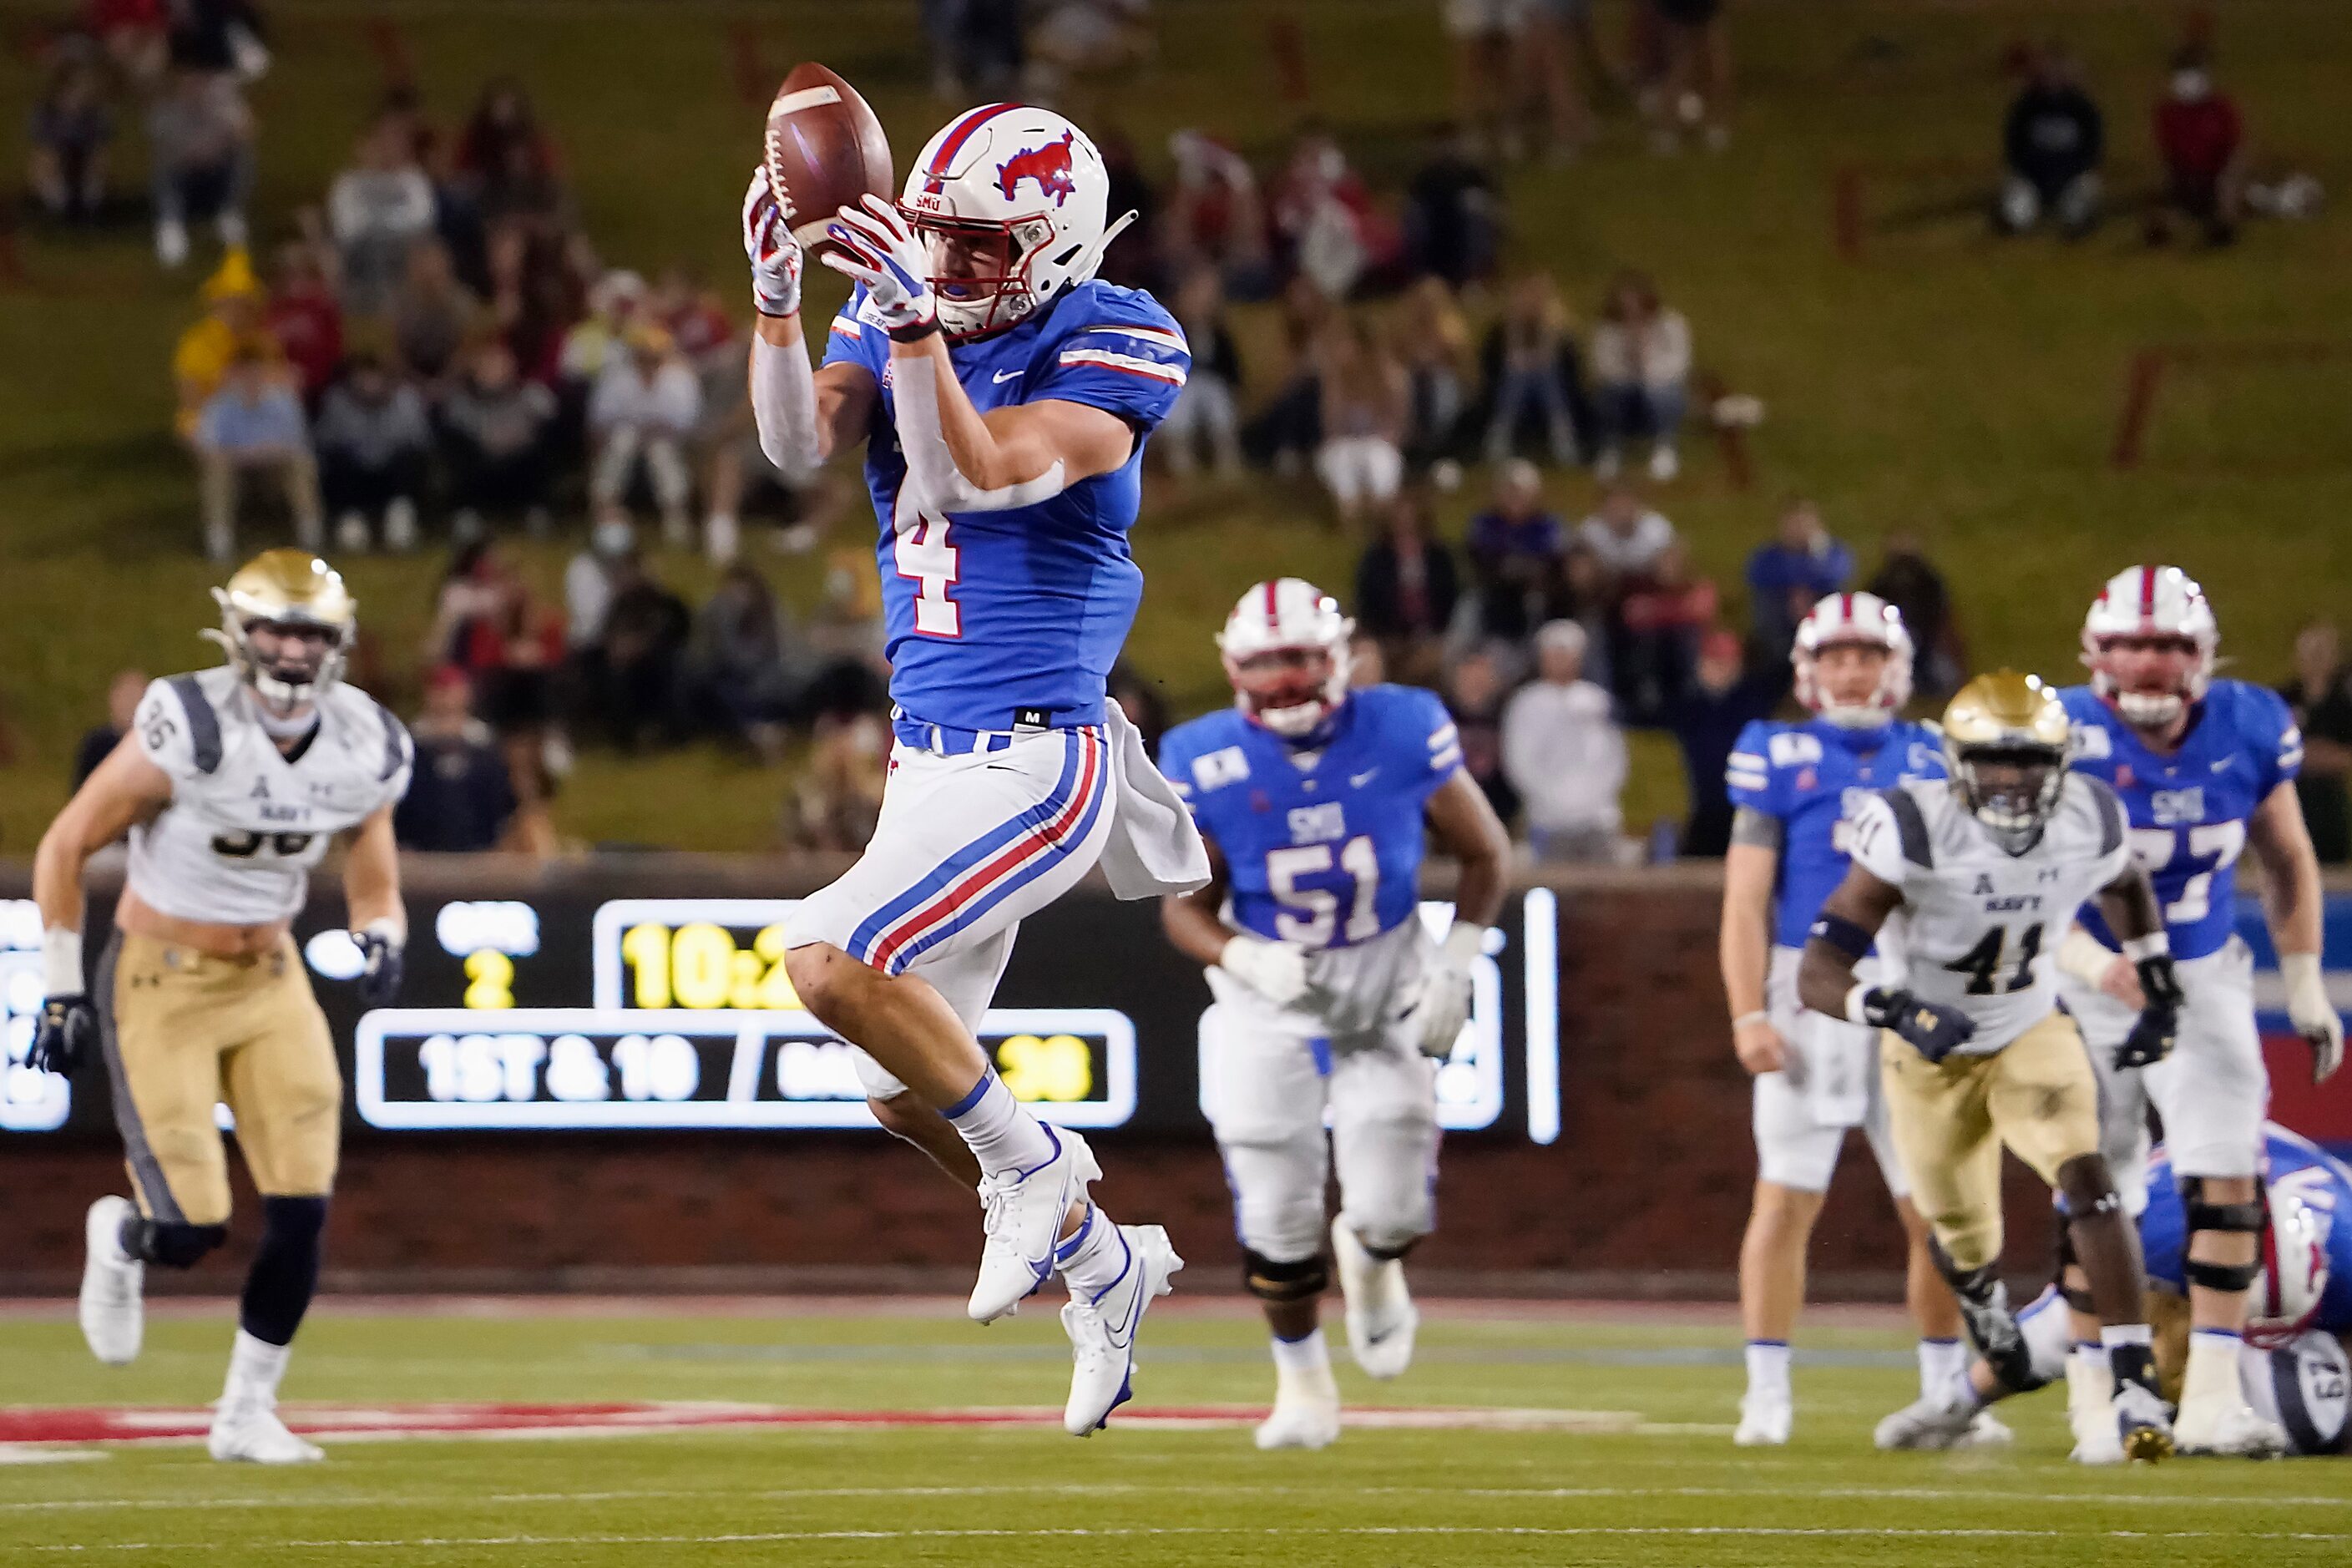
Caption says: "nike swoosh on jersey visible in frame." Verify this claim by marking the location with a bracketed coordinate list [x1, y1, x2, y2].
[2211, 757, 2234, 773]
[1351, 769, 1379, 787]
[992, 368, 1024, 383]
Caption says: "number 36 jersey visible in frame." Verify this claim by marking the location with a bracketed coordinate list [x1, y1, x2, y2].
[127, 666, 413, 926]
[1846, 774, 2132, 1054]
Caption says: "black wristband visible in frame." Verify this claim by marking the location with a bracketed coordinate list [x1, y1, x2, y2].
[1808, 911, 1873, 962]
[887, 317, 942, 344]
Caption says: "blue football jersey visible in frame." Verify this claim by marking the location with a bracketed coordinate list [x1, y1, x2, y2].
[1158, 686, 1462, 950]
[1725, 718, 1947, 950]
[2061, 680, 2303, 959]
[822, 278, 1190, 731]
[2142, 1127, 2352, 1334]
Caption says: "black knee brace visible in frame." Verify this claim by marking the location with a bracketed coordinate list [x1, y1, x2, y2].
[240, 1196, 328, 1348]
[1242, 1249, 1328, 1304]
[2182, 1177, 2267, 1294]
[1929, 1237, 2047, 1394]
[129, 1218, 229, 1269]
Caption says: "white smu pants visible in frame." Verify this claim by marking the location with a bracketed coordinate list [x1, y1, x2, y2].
[1754, 946, 1908, 1196]
[784, 721, 1115, 1100]
[2060, 938, 2268, 1212]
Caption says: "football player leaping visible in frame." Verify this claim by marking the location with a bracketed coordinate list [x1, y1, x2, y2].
[1798, 672, 2183, 1460]
[2050, 565, 2343, 1458]
[30, 551, 411, 1464]
[1157, 580, 1510, 1450]
[1720, 594, 1997, 1447]
[741, 104, 1211, 1437]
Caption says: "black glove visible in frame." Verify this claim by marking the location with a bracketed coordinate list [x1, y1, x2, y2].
[28, 995, 98, 1076]
[2112, 955, 2183, 1070]
[1864, 986, 1978, 1063]
[355, 930, 404, 1008]
[2134, 954, 2184, 1012]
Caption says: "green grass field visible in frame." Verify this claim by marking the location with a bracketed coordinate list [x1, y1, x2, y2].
[3, 0, 2349, 852]
[5, 1301, 2351, 1565]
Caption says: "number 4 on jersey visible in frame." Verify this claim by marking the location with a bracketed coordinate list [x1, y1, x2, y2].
[893, 499, 961, 637]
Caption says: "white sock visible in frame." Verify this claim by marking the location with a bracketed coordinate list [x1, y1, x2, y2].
[2100, 1323, 2152, 1350]
[1054, 1205, 1130, 1302]
[942, 1070, 1054, 1177]
[1917, 1337, 1967, 1400]
[1272, 1327, 1333, 1382]
[2183, 1328, 2243, 1408]
[221, 1328, 291, 1410]
[1744, 1339, 1791, 1401]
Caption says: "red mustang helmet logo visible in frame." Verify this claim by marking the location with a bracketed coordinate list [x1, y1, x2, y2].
[996, 131, 1079, 207]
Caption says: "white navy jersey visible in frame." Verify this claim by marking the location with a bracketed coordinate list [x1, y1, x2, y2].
[1847, 774, 2131, 1053]
[126, 667, 413, 925]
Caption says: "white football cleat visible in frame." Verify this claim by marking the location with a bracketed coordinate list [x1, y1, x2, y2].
[970, 1126, 1098, 1323]
[1873, 1390, 1979, 1451]
[1733, 1391, 1792, 1447]
[1332, 1218, 1418, 1380]
[78, 1197, 144, 1367]
[1255, 1374, 1342, 1451]
[2175, 1394, 2287, 1459]
[207, 1402, 324, 1464]
[2066, 1354, 2122, 1464]
[2114, 1380, 2176, 1464]
[1060, 1224, 1181, 1436]
[1955, 1409, 2015, 1449]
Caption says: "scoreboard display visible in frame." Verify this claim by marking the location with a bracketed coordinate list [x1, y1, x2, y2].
[0, 886, 1569, 1141]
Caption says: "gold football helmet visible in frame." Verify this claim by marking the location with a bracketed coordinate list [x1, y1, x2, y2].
[1942, 670, 2072, 853]
[206, 549, 357, 713]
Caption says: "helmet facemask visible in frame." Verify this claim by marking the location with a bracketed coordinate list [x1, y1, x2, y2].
[1227, 645, 1351, 740]
[903, 210, 1054, 338]
[2091, 634, 2202, 730]
[1800, 640, 1901, 730]
[1950, 743, 2066, 854]
[211, 603, 351, 717]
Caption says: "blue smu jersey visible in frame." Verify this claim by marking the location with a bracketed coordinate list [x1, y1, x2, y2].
[822, 278, 1190, 731]
[2143, 1129, 2352, 1333]
[1157, 686, 1462, 950]
[2061, 680, 2303, 959]
[1725, 718, 1947, 950]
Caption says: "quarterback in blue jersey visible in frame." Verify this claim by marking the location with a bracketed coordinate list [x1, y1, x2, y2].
[2051, 565, 2344, 1457]
[742, 104, 1212, 1439]
[1717, 593, 1990, 1447]
[2019, 1126, 2352, 1456]
[1158, 579, 1509, 1450]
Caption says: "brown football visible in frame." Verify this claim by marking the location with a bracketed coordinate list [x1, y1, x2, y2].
[763, 63, 894, 257]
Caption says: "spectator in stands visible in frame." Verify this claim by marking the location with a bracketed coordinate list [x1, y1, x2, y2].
[688, 564, 799, 762]
[1650, 0, 1732, 153]
[165, 0, 267, 78]
[1576, 482, 1678, 584]
[1162, 129, 1272, 301]
[1032, 0, 1155, 87]
[1523, 0, 1604, 159]
[73, 668, 149, 788]
[652, 263, 736, 370]
[1464, 458, 1566, 644]
[89, 0, 167, 89]
[1503, 619, 1627, 862]
[1398, 277, 1473, 478]
[1664, 627, 1773, 857]
[1480, 271, 1583, 466]
[1241, 276, 1331, 475]
[440, 336, 558, 539]
[579, 551, 691, 751]
[173, 247, 279, 441]
[486, 224, 579, 384]
[559, 268, 646, 388]
[922, 0, 1025, 100]
[1743, 498, 1852, 665]
[328, 109, 438, 316]
[1402, 122, 1502, 290]
[1314, 316, 1409, 529]
[1158, 268, 1244, 481]
[426, 539, 567, 771]
[1998, 45, 2104, 238]
[1272, 123, 1393, 300]
[2281, 620, 2352, 866]
[589, 324, 701, 545]
[1444, 644, 1520, 826]
[562, 513, 635, 656]
[781, 712, 888, 852]
[147, 65, 252, 266]
[27, 56, 112, 225]
[1355, 490, 1459, 685]
[1589, 270, 1691, 482]
[1443, 0, 1530, 159]
[452, 77, 566, 235]
[392, 665, 518, 852]
[1613, 540, 1718, 722]
[1864, 530, 1965, 698]
[263, 241, 343, 403]
[314, 353, 432, 554]
[801, 547, 893, 721]
[193, 346, 319, 562]
[391, 239, 481, 387]
[2147, 45, 2244, 248]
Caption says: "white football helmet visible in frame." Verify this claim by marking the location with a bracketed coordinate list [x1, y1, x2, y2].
[898, 104, 1132, 340]
[1217, 579, 1353, 739]
[1792, 591, 1914, 728]
[2246, 1165, 2336, 1350]
[2081, 564, 2219, 729]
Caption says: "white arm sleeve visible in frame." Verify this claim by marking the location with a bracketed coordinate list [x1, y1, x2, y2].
[890, 353, 1068, 518]
[749, 334, 823, 480]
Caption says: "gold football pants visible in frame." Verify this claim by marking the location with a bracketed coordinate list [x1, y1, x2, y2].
[96, 932, 341, 1226]
[1880, 1009, 2103, 1272]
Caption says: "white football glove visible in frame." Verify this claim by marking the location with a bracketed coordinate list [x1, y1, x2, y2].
[822, 194, 939, 338]
[1400, 923, 1484, 1060]
[741, 168, 802, 318]
[1218, 933, 1309, 1009]
[2282, 952, 2345, 1083]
